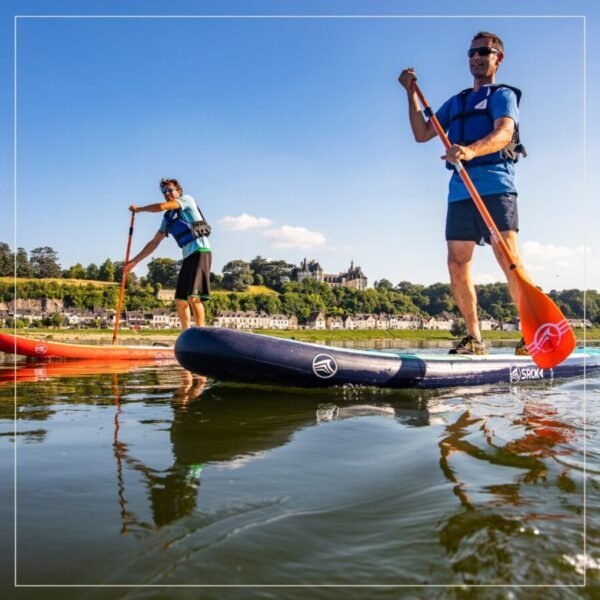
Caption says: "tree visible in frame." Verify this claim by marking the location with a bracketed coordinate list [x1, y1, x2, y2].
[15, 248, 32, 277]
[146, 258, 180, 287]
[99, 259, 116, 282]
[222, 260, 253, 292]
[249, 256, 294, 291]
[0, 243, 12, 276]
[30, 247, 61, 278]
[255, 294, 282, 315]
[86, 263, 99, 280]
[374, 279, 394, 292]
[65, 263, 86, 279]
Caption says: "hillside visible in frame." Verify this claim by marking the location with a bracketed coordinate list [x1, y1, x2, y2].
[0, 277, 117, 287]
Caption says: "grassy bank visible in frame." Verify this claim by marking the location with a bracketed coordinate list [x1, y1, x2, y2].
[3, 327, 598, 344]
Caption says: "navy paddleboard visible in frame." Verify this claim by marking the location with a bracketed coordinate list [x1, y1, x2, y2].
[175, 327, 600, 389]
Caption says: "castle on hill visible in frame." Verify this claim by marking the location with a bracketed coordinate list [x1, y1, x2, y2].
[296, 258, 368, 290]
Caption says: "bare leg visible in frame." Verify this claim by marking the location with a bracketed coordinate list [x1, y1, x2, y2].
[176, 299, 191, 330]
[447, 240, 481, 340]
[490, 230, 531, 308]
[188, 296, 205, 327]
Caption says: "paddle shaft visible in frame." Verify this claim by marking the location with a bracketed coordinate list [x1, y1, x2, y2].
[412, 81, 518, 272]
[112, 212, 135, 345]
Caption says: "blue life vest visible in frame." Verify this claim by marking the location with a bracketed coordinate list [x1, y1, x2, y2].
[164, 208, 211, 249]
[446, 84, 527, 170]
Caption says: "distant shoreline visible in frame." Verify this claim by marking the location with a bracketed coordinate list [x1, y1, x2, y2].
[2, 327, 598, 345]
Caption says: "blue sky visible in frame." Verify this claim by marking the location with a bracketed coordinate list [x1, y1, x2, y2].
[1, 0, 598, 291]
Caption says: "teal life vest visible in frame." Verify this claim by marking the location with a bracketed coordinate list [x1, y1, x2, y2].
[446, 84, 527, 170]
[164, 207, 211, 249]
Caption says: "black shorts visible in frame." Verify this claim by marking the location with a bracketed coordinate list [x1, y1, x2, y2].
[175, 251, 212, 301]
[445, 192, 519, 246]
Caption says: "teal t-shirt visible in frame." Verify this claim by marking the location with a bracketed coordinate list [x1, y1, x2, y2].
[159, 194, 212, 258]
[435, 85, 519, 202]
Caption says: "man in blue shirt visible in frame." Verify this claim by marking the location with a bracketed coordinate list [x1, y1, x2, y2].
[124, 178, 212, 329]
[399, 31, 527, 355]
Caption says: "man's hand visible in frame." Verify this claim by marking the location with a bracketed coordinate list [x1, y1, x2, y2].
[129, 204, 138, 213]
[123, 260, 137, 273]
[443, 144, 477, 164]
[398, 68, 417, 91]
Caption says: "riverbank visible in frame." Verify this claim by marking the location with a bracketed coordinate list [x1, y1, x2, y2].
[2, 327, 599, 344]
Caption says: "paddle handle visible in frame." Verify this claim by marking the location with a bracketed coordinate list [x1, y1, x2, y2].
[112, 212, 135, 345]
[412, 81, 518, 271]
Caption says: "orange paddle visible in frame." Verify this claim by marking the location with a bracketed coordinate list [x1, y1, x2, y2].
[112, 212, 135, 345]
[412, 80, 575, 368]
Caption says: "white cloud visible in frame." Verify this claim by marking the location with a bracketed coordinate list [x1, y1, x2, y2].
[263, 225, 326, 248]
[521, 241, 588, 261]
[219, 213, 273, 231]
[473, 273, 500, 285]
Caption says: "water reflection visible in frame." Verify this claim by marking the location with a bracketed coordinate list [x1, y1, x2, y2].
[432, 389, 581, 584]
[1, 357, 593, 587]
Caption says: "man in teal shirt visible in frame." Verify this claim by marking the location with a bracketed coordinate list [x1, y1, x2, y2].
[125, 178, 212, 329]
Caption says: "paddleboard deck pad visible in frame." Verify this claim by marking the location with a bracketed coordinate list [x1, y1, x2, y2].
[0, 332, 174, 360]
[175, 327, 600, 389]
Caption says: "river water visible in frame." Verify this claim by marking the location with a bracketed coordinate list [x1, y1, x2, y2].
[1, 342, 599, 599]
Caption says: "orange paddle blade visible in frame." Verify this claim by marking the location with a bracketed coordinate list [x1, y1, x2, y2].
[516, 272, 576, 369]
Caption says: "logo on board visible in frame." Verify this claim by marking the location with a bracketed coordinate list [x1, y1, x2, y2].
[312, 354, 338, 379]
[509, 366, 545, 383]
[34, 344, 47, 355]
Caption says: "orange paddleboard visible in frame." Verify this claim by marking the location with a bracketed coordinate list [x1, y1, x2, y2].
[0, 332, 174, 360]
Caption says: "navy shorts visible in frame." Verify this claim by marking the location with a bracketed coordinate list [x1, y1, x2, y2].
[175, 251, 212, 301]
[445, 192, 519, 246]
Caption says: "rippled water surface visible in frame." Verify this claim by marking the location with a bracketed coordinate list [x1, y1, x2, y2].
[1, 344, 599, 599]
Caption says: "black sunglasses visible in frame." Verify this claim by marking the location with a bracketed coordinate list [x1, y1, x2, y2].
[161, 187, 176, 195]
[468, 47, 500, 58]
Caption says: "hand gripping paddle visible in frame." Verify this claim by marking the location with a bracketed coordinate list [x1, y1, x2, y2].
[412, 80, 575, 368]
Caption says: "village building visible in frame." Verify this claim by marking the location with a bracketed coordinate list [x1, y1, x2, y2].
[307, 312, 326, 330]
[326, 316, 344, 330]
[213, 311, 297, 330]
[156, 288, 176, 302]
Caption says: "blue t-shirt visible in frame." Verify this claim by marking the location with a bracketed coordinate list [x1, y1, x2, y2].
[159, 194, 212, 258]
[435, 85, 519, 202]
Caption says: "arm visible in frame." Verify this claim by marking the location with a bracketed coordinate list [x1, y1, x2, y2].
[129, 200, 180, 214]
[398, 69, 437, 143]
[124, 230, 166, 272]
[444, 117, 515, 163]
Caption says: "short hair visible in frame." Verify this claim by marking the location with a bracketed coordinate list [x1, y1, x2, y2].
[472, 31, 504, 54]
[159, 178, 183, 194]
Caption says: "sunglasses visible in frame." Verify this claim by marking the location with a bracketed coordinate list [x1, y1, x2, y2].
[161, 188, 176, 195]
[468, 47, 501, 58]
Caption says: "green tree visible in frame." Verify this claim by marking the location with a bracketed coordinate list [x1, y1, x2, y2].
[15, 248, 32, 277]
[99, 259, 116, 282]
[30, 247, 62, 278]
[254, 294, 282, 315]
[374, 279, 394, 292]
[86, 263, 99, 280]
[222, 260, 253, 292]
[65, 263, 86, 279]
[0, 243, 12, 276]
[146, 257, 180, 287]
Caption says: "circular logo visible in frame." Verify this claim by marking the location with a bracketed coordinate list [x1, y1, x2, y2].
[532, 323, 563, 354]
[34, 344, 47, 355]
[312, 353, 338, 379]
